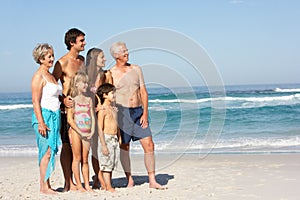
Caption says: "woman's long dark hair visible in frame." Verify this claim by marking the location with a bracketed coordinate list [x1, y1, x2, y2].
[86, 48, 104, 88]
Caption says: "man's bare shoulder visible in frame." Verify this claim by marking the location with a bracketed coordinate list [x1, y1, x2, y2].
[130, 64, 143, 74]
[57, 54, 69, 68]
[110, 65, 117, 70]
[129, 64, 141, 71]
[57, 54, 84, 70]
[109, 65, 118, 73]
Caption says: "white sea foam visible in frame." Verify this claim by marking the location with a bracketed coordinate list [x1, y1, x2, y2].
[0, 104, 32, 110]
[150, 94, 300, 103]
[211, 136, 300, 149]
[150, 99, 212, 103]
[275, 88, 300, 93]
[127, 135, 300, 154]
[2, 93, 300, 111]
[0, 145, 64, 157]
[0, 145, 38, 156]
[1, 136, 299, 156]
[149, 94, 300, 109]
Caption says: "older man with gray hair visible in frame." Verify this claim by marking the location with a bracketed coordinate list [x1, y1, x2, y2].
[109, 41, 166, 189]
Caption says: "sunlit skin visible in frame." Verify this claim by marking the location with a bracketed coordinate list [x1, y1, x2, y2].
[67, 78, 95, 193]
[110, 43, 166, 189]
[97, 89, 120, 192]
[96, 52, 106, 67]
[52, 32, 86, 192]
[31, 49, 60, 195]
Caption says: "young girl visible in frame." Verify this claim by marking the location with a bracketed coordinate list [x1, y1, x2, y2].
[67, 72, 95, 192]
[96, 83, 121, 192]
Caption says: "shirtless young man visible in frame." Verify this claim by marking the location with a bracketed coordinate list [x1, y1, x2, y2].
[52, 28, 86, 192]
[109, 42, 165, 189]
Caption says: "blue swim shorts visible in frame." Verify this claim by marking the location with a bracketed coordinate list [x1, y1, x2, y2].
[117, 106, 152, 144]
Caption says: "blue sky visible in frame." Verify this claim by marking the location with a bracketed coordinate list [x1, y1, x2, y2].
[0, 0, 299, 92]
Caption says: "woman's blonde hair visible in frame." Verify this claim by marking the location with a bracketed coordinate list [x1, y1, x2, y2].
[32, 43, 53, 64]
[68, 71, 89, 98]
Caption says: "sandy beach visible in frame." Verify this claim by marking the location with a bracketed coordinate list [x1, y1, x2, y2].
[0, 153, 299, 200]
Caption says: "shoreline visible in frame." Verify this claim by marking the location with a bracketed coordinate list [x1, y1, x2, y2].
[1, 143, 300, 157]
[0, 153, 299, 199]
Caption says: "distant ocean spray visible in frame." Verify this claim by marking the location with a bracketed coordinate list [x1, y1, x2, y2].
[0, 83, 300, 156]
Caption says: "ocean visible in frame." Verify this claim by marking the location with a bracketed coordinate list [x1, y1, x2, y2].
[0, 83, 300, 156]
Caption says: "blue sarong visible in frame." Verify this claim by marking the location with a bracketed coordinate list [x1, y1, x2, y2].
[32, 108, 61, 182]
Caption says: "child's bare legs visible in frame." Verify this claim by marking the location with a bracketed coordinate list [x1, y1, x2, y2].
[98, 170, 106, 190]
[91, 158, 106, 190]
[82, 139, 93, 192]
[91, 134, 106, 189]
[39, 148, 57, 194]
[71, 130, 85, 192]
[103, 171, 115, 192]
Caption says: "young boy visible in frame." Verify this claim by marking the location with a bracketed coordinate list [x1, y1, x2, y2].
[96, 83, 121, 192]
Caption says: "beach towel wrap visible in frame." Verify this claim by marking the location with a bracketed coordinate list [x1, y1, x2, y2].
[32, 108, 61, 182]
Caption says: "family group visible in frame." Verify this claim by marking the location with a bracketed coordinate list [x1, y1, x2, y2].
[31, 28, 165, 195]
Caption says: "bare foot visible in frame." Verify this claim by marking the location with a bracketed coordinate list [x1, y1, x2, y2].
[70, 183, 77, 191]
[77, 187, 86, 193]
[85, 187, 95, 193]
[40, 188, 58, 195]
[100, 181, 106, 190]
[61, 184, 69, 192]
[62, 183, 77, 192]
[106, 187, 116, 193]
[149, 182, 167, 190]
[127, 177, 134, 188]
[100, 186, 106, 190]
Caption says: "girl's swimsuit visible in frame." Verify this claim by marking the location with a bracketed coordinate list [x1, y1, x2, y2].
[74, 102, 92, 133]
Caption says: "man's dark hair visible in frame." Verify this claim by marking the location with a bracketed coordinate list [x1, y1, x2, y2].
[64, 28, 85, 50]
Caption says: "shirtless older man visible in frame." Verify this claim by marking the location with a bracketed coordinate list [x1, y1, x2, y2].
[110, 42, 165, 189]
[52, 28, 86, 192]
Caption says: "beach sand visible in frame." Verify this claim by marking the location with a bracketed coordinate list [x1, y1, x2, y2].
[0, 153, 299, 200]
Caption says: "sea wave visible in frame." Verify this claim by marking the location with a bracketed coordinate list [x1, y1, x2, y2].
[0, 104, 32, 110]
[226, 94, 300, 109]
[2, 93, 300, 111]
[0, 145, 38, 156]
[128, 136, 300, 154]
[149, 94, 300, 108]
[1, 136, 299, 156]
[274, 88, 300, 93]
[0, 145, 63, 157]
[212, 136, 300, 149]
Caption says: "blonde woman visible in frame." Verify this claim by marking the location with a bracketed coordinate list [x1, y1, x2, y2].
[31, 43, 62, 194]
